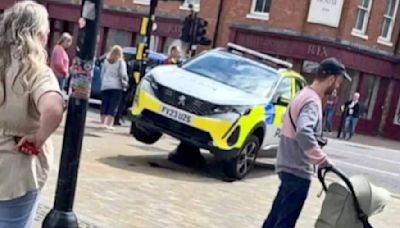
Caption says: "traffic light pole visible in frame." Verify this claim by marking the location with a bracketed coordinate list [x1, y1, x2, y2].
[130, 0, 158, 134]
[140, 0, 158, 78]
[130, 0, 185, 134]
[43, 0, 103, 227]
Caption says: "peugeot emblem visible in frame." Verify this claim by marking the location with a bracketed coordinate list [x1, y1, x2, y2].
[178, 95, 186, 106]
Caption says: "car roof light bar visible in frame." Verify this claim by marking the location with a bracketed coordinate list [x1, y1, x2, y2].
[226, 42, 293, 68]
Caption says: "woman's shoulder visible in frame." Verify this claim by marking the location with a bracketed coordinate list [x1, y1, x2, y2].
[120, 59, 127, 66]
[28, 66, 59, 91]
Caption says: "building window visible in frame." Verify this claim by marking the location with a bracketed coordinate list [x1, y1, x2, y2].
[359, 74, 380, 119]
[247, 0, 272, 20]
[104, 29, 131, 53]
[394, 98, 400, 125]
[134, 0, 150, 5]
[352, 0, 373, 36]
[378, 0, 399, 44]
[180, 0, 200, 11]
[337, 69, 360, 111]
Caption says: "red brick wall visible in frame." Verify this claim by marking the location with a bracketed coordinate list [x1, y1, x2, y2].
[104, 0, 219, 47]
[3, 0, 399, 55]
[216, 0, 400, 54]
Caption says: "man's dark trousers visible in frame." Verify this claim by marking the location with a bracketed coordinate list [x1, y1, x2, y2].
[262, 172, 311, 228]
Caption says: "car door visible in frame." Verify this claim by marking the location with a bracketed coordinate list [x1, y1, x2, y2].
[264, 77, 293, 148]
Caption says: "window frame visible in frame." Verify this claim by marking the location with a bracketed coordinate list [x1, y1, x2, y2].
[378, 0, 399, 44]
[247, 0, 271, 21]
[133, 0, 150, 5]
[359, 74, 381, 120]
[352, 0, 373, 36]
[180, 0, 201, 12]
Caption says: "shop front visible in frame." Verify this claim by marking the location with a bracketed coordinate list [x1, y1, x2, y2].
[229, 25, 396, 136]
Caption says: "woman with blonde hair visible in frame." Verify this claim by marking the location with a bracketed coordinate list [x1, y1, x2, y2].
[0, 1, 64, 227]
[100, 45, 128, 130]
[50, 32, 73, 91]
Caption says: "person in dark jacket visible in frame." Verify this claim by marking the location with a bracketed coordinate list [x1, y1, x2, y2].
[341, 92, 360, 140]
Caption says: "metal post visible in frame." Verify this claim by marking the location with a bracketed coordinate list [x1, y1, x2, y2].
[42, 0, 103, 227]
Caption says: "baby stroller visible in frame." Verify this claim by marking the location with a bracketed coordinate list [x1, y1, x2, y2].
[315, 166, 390, 228]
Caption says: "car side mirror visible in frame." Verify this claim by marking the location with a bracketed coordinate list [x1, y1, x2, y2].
[274, 96, 290, 106]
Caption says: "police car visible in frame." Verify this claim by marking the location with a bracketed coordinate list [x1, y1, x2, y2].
[130, 43, 307, 179]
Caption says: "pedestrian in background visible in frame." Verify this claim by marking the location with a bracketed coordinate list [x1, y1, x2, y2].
[0, 1, 64, 227]
[341, 92, 361, 140]
[100, 45, 128, 130]
[263, 58, 351, 228]
[323, 89, 338, 133]
[50, 32, 73, 91]
[165, 46, 181, 64]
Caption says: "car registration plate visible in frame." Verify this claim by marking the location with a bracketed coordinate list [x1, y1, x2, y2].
[160, 105, 193, 124]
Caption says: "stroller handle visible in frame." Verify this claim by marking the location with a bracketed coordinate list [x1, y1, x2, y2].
[317, 166, 373, 228]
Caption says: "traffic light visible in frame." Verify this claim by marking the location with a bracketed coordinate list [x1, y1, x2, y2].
[194, 17, 211, 46]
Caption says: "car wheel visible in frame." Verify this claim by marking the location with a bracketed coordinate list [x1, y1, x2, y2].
[131, 123, 162, 144]
[223, 135, 260, 180]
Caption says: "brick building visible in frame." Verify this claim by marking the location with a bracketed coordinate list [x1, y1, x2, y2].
[1, 0, 400, 140]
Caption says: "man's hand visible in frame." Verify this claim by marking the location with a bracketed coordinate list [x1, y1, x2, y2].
[318, 159, 334, 170]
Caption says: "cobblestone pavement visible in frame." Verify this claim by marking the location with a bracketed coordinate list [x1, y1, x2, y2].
[33, 114, 400, 228]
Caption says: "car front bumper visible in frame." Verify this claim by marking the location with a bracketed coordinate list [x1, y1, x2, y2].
[130, 89, 243, 158]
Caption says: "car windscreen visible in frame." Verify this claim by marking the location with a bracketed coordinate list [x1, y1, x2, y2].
[182, 51, 279, 95]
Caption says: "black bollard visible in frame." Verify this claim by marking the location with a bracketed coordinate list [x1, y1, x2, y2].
[42, 0, 103, 227]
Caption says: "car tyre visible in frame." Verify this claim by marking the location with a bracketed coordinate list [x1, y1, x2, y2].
[131, 123, 162, 144]
[223, 135, 260, 180]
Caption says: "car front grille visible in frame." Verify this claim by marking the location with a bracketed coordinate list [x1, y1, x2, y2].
[154, 83, 217, 116]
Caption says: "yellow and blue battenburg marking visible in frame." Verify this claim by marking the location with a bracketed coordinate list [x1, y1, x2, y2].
[264, 103, 275, 125]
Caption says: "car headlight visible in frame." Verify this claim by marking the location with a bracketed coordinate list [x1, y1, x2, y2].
[144, 74, 158, 91]
[138, 74, 157, 96]
[212, 105, 251, 115]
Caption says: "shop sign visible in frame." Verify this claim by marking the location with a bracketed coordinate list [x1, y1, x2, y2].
[307, 0, 345, 27]
[167, 24, 182, 34]
[306, 44, 328, 58]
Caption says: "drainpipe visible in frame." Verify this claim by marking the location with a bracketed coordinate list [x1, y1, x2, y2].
[212, 0, 224, 48]
[394, 21, 400, 54]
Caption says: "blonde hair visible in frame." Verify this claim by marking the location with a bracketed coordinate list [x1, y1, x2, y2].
[57, 32, 73, 45]
[0, 1, 50, 104]
[107, 45, 123, 64]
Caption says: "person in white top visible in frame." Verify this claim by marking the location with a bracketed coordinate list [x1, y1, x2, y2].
[100, 45, 128, 130]
[341, 92, 361, 140]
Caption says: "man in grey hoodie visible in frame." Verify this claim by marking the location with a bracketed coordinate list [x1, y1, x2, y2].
[263, 58, 352, 228]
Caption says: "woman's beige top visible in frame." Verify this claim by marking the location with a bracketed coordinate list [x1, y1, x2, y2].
[0, 57, 61, 200]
